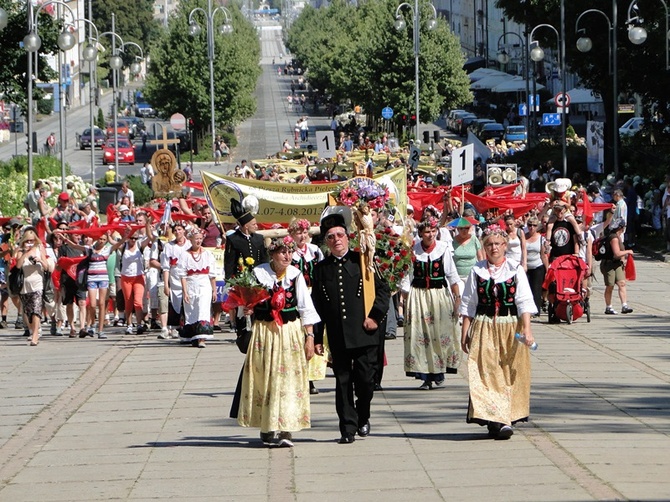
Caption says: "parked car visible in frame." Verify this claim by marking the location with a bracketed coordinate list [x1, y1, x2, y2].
[448, 111, 471, 132]
[102, 138, 135, 165]
[79, 127, 105, 150]
[105, 120, 130, 139]
[468, 118, 495, 137]
[134, 91, 156, 118]
[480, 123, 505, 143]
[505, 125, 527, 142]
[458, 113, 478, 136]
[446, 109, 466, 131]
[619, 117, 643, 137]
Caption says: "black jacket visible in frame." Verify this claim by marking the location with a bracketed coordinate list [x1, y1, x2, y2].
[311, 250, 390, 354]
[224, 230, 268, 279]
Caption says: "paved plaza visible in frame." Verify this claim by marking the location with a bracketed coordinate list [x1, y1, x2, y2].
[1, 23, 670, 502]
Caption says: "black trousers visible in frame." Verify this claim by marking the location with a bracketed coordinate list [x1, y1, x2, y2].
[332, 345, 378, 435]
[526, 265, 546, 313]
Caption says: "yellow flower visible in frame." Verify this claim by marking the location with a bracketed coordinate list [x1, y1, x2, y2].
[238, 257, 243, 266]
[245, 257, 255, 266]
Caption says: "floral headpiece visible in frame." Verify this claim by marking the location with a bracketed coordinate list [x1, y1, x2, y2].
[423, 205, 442, 219]
[288, 218, 310, 233]
[268, 235, 296, 253]
[482, 224, 508, 240]
[418, 216, 439, 232]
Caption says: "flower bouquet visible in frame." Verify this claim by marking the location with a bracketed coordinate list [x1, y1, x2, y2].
[221, 257, 271, 329]
[331, 177, 390, 210]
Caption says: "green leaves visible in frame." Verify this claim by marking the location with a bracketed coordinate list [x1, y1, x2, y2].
[285, 0, 472, 123]
[143, 0, 260, 135]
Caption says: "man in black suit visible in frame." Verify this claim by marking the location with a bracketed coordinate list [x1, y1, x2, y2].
[312, 213, 390, 444]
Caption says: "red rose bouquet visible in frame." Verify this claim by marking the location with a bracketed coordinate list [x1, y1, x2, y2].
[222, 257, 270, 325]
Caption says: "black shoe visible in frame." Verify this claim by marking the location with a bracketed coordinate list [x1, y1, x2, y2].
[78, 329, 88, 338]
[374, 383, 383, 391]
[338, 433, 355, 444]
[621, 306, 634, 314]
[309, 382, 319, 395]
[23, 329, 30, 337]
[137, 324, 147, 335]
[0, 320, 7, 329]
[357, 421, 370, 437]
[15, 320, 24, 330]
[50, 320, 57, 336]
[384, 333, 396, 340]
[487, 422, 502, 438]
[212, 324, 222, 332]
[496, 425, 514, 440]
[397, 316, 404, 327]
[418, 382, 432, 390]
[150, 320, 161, 331]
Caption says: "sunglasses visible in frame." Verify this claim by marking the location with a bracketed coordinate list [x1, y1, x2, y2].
[325, 232, 346, 241]
[527, 224, 538, 227]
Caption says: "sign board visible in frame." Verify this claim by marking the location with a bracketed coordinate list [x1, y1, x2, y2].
[542, 113, 562, 126]
[556, 106, 569, 114]
[170, 113, 186, 131]
[315, 130, 336, 159]
[529, 94, 541, 112]
[554, 92, 571, 107]
[618, 104, 635, 114]
[451, 144, 474, 187]
[408, 145, 421, 171]
[518, 103, 528, 117]
[381, 107, 394, 120]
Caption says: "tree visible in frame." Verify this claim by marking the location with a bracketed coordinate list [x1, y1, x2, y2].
[0, 0, 60, 114]
[142, 0, 261, 137]
[495, 0, 670, 172]
[286, 0, 472, 124]
[92, 0, 160, 59]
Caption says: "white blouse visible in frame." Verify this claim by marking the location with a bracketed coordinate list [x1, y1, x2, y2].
[400, 240, 460, 294]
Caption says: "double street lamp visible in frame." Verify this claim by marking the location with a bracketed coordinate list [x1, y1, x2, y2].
[189, 0, 233, 159]
[530, 21, 567, 177]
[626, 0, 670, 70]
[24, 0, 77, 192]
[575, 2, 619, 178]
[496, 32, 529, 144]
[394, 0, 437, 145]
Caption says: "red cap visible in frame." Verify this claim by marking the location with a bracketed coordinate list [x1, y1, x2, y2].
[58, 192, 69, 201]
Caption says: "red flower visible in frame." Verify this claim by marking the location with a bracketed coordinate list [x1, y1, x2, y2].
[384, 227, 392, 234]
[400, 249, 408, 257]
[386, 250, 394, 258]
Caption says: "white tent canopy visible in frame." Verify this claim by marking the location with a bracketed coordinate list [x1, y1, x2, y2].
[543, 87, 603, 104]
[469, 68, 511, 82]
[491, 76, 545, 93]
[470, 73, 515, 90]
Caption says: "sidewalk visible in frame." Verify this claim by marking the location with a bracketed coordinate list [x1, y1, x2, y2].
[0, 252, 669, 500]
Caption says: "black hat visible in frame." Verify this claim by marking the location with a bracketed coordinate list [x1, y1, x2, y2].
[320, 213, 346, 236]
[230, 197, 254, 226]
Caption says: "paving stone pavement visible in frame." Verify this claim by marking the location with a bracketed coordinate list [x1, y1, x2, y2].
[1, 21, 670, 502]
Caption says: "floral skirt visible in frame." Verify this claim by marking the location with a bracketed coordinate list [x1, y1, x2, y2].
[466, 314, 531, 426]
[20, 291, 43, 321]
[404, 287, 461, 376]
[237, 319, 310, 433]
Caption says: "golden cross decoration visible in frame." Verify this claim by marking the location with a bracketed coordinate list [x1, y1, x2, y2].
[149, 124, 180, 149]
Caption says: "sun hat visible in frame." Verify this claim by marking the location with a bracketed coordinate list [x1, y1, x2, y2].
[118, 204, 129, 212]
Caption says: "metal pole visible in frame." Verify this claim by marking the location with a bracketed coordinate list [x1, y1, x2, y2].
[560, 0, 567, 177]
[208, 0, 216, 158]
[27, 2, 34, 192]
[612, 0, 619, 179]
[89, 0, 95, 185]
[524, 31, 530, 145]
[414, 0, 420, 143]
[112, 13, 119, 180]
[58, 0, 66, 190]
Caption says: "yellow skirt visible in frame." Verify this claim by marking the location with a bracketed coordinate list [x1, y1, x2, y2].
[237, 319, 310, 433]
[466, 314, 531, 426]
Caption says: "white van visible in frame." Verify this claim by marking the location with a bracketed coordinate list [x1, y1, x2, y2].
[619, 117, 643, 136]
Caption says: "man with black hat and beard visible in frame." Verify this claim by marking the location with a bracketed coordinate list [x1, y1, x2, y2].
[224, 196, 268, 336]
[311, 212, 390, 444]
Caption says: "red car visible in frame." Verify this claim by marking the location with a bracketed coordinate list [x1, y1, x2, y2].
[103, 139, 135, 165]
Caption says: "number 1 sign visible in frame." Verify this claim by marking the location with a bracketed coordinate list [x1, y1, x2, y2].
[316, 131, 336, 159]
[451, 144, 474, 187]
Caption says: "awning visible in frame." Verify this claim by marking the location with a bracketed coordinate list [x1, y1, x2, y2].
[470, 73, 515, 90]
[469, 68, 510, 82]
[463, 56, 486, 73]
[543, 87, 603, 104]
[491, 76, 545, 93]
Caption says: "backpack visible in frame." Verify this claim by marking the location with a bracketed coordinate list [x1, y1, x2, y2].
[592, 236, 608, 261]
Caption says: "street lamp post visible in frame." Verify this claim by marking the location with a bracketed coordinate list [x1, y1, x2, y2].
[100, 14, 125, 182]
[496, 32, 529, 145]
[394, 0, 437, 145]
[575, 2, 618, 178]
[24, 0, 77, 192]
[530, 20, 567, 177]
[189, 0, 233, 160]
[626, 0, 670, 70]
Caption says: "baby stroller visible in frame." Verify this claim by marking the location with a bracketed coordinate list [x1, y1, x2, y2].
[543, 254, 591, 324]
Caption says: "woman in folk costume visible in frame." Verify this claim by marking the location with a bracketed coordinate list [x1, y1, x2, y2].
[288, 218, 327, 395]
[178, 228, 216, 348]
[401, 217, 462, 390]
[459, 224, 537, 440]
[237, 236, 320, 448]
[161, 222, 191, 338]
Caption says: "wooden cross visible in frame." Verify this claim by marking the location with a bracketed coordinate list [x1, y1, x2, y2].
[149, 124, 180, 150]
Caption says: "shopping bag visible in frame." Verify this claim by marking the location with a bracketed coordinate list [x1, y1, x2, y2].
[625, 255, 636, 281]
